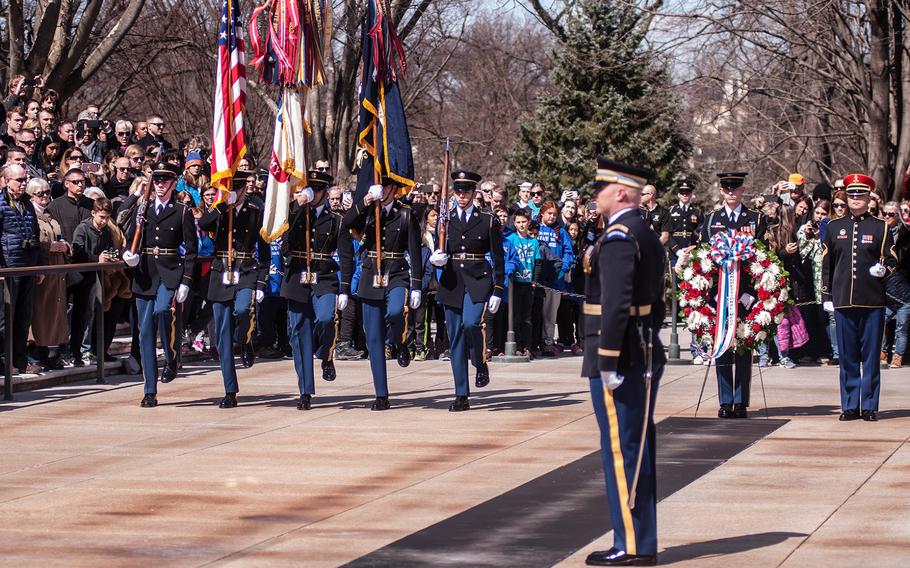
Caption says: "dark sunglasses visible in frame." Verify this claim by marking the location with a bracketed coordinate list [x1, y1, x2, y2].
[67, 156, 82, 162]
[150, 122, 165, 127]
[32, 190, 49, 197]
[19, 139, 36, 146]
[884, 212, 898, 218]
[531, 191, 543, 196]
[116, 131, 130, 136]
[116, 166, 131, 172]
[833, 203, 846, 208]
[9, 177, 27, 183]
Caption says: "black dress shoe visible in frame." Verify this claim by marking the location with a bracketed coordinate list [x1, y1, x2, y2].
[449, 396, 470, 412]
[219, 392, 238, 408]
[862, 410, 878, 422]
[718, 404, 734, 418]
[475, 363, 490, 388]
[160, 362, 178, 383]
[397, 345, 411, 368]
[322, 359, 336, 381]
[586, 547, 656, 566]
[140, 393, 158, 408]
[839, 409, 861, 421]
[256, 346, 284, 360]
[732, 403, 748, 418]
[240, 343, 255, 368]
[297, 394, 312, 410]
[371, 396, 390, 411]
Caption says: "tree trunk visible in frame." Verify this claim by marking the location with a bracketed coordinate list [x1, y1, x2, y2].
[866, 0, 892, 194]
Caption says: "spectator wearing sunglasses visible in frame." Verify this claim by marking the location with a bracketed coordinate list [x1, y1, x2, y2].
[528, 182, 546, 219]
[881, 201, 910, 368]
[111, 120, 134, 156]
[137, 114, 172, 155]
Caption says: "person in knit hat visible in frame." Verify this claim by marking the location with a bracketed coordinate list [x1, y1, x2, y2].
[176, 150, 206, 205]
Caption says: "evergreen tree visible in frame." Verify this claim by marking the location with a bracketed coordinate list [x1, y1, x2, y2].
[509, 1, 691, 195]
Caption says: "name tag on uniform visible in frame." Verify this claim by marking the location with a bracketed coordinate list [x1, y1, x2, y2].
[372, 274, 389, 288]
[300, 271, 318, 285]
[223, 270, 240, 285]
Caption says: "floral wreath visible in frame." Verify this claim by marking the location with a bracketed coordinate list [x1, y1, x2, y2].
[675, 230, 791, 354]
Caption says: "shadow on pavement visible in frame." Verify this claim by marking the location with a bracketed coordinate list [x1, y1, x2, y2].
[658, 531, 807, 564]
[761, 404, 840, 417]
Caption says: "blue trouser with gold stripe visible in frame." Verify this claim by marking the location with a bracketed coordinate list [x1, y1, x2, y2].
[444, 294, 487, 397]
[589, 366, 662, 556]
[212, 287, 255, 394]
[715, 350, 751, 406]
[361, 286, 407, 397]
[135, 282, 177, 394]
[835, 307, 884, 412]
[288, 293, 337, 395]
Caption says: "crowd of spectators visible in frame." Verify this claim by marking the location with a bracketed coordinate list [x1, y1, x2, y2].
[0, 73, 907, 377]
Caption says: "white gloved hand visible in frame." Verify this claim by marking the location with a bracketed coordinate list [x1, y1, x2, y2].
[488, 295, 501, 314]
[601, 371, 624, 391]
[227, 190, 238, 205]
[364, 184, 383, 204]
[739, 293, 756, 310]
[122, 250, 140, 267]
[823, 301, 835, 313]
[296, 187, 314, 206]
[175, 284, 190, 303]
[869, 263, 886, 278]
[336, 293, 348, 311]
[409, 289, 422, 309]
[429, 249, 449, 267]
[255, 289, 265, 303]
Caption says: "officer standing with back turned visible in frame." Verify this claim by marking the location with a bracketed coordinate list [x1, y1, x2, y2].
[582, 158, 666, 567]
[429, 170, 505, 412]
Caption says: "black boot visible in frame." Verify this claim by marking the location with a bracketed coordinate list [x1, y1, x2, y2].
[397, 344, 411, 368]
[160, 361, 178, 383]
[140, 393, 158, 408]
[297, 394, 312, 410]
[240, 343, 255, 368]
[322, 360, 336, 381]
[371, 396, 390, 411]
[475, 363, 490, 388]
[449, 396, 470, 412]
[219, 392, 238, 408]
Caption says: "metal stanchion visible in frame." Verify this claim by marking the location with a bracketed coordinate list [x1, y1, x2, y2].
[496, 276, 529, 363]
[94, 275, 106, 384]
[2, 278, 12, 400]
[666, 253, 688, 365]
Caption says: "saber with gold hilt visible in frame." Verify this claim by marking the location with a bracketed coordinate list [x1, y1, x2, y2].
[628, 308, 654, 509]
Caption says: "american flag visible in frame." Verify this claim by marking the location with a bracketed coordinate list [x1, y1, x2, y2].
[210, 0, 248, 198]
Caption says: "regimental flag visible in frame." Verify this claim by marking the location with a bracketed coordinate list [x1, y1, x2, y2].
[260, 87, 308, 242]
[354, 0, 414, 200]
[249, 0, 331, 87]
[211, 0, 248, 202]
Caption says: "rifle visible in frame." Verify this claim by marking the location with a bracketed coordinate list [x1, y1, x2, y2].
[437, 137, 451, 250]
[129, 173, 153, 253]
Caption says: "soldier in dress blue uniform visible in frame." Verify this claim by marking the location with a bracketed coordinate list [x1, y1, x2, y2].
[341, 177, 423, 410]
[582, 158, 665, 567]
[666, 180, 703, 263]
[428, 170, 505, 412]
[821, 174, 898, 422]
[198, 170, 270, 408]
[699, 172, 768, 419]
[122, 162, 197, 408]
[281, 170, 354, 410]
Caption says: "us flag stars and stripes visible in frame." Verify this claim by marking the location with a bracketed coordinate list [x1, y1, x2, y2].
[210, 0, 248, 199]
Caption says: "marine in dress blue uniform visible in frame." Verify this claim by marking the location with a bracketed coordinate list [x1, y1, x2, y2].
[821, 174, 898, 422]
[699, 172, 768, 419]
[280, 170, 354, 410]
[123, 162, 197, 408]
[341, 178, 423, 410]
[198, 170, 270, 408]
[583, 158, 666, 567]
[430, 170, 505, 411]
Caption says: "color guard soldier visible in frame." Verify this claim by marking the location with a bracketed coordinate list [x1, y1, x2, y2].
[281, 170, 354, 410]
[198, 170, 270, 408]
[640, 184, 669, 245]
[582, 158, 665, 567]
[429, 170, 505, 412]
[122, 162, 197, 408]
[341, 177, 423, 410]
[821, 174, 898, 422]
[666, 179, 703, 262]
[699, 172, 768, 419]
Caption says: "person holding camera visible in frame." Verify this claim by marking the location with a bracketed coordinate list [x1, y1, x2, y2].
[0, 164, 44, 374]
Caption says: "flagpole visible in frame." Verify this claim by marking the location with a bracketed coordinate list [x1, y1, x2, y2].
[373, 120, 382, 285]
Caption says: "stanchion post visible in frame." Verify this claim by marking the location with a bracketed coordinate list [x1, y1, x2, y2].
[2, 278, 12, 400]
[95, 275, 105, 384]
[496, 275, 529, 363]
[667, 254, 681, 361]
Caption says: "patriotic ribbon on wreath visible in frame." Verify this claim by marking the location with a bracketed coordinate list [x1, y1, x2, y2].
[707, 229, 756, 359]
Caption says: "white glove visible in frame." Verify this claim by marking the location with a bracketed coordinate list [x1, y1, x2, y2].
[488, 295, 501, 314]
[122, 250, 140, 267]
[337, 293, 348, 311]
[227, 191, 238, 205]
[296, 187, 314, 206]
[409, 289, 421, 309]
[739, 293, 755, 310]
[429, 249, 449, 267]
[823, 301, 834, 313]
[601, 371, 624, 391]
[869, 263, 886, 278]
[255, 289, 265, 303]
[175, 284, 190, 304]
[364, 184, 383, 204]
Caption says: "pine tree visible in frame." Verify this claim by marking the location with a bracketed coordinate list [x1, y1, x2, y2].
[509, 1, 691, 195]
